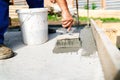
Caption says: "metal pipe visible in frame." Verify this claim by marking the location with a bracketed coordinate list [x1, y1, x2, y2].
[87, 0, 90, 27]
[101, 0, 106, 9]
[75, 0, 79, 26]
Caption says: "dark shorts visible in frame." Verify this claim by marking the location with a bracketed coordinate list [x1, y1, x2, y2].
[26, 0, 44, 8]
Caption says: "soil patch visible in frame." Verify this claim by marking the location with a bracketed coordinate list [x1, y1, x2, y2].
[95, 20, 120, 48]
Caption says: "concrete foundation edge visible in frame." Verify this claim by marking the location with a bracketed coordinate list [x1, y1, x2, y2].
[90, 19, 120, 80]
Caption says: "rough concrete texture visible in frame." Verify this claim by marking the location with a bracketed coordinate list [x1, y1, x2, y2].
[0, 28, 104, 80]
[80, 26, 97, 56]
[53, 38, 81, 53]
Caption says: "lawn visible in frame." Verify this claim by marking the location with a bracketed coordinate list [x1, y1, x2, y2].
[9, 16, 120, 29]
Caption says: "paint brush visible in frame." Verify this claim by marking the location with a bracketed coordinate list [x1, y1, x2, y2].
[53, 27, 81, 53]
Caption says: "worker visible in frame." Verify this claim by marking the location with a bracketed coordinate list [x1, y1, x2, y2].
[0, 0, 73, 60]
[50, 0, 73, 31]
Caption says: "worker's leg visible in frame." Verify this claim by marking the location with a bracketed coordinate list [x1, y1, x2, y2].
[0, 0, 14, 60]
[26, 0, 44, 8]
[0, 0, 9, 44]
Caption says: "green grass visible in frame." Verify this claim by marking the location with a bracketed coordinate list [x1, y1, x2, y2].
[48, 14, 61, 21]
[11, 16, 120, 26]
[96, 17, 120, 23]
[79, 17, 89, 22]
[48, 14, 120, 23]
[84, 17, 120, 23]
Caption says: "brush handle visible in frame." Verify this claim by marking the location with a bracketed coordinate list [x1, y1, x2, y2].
[56, 27, 76, 34]
[76, 0, 79, 27]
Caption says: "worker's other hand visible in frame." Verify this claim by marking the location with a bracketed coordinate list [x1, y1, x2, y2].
[61, 12, 73, 31]
[50, 0, 56, 3]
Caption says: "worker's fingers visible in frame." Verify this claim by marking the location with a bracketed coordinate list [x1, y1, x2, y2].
[62, 19, 73, 32]
[67, 25, 72, 31]
[61, 11, 73, 31]
[62, 19, 73, 26]
[62, 19, 73, 28]
[62, 20, 70, 25]
[50, 0, 56, 3]
[62, 21, 73, 29]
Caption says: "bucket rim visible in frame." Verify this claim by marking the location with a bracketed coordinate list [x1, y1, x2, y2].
[16, 8, 48, 14]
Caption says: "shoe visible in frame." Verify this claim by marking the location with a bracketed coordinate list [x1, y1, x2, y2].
[0, 44, 14, 60]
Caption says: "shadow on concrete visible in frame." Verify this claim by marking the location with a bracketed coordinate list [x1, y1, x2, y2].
[5, 24, 86, 52]
[4, 31, 26, 51]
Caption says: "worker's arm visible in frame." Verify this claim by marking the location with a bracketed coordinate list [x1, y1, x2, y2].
[50, 0, 73, 31]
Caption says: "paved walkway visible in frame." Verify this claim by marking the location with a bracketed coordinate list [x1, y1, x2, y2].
[0, 27, 104, 80]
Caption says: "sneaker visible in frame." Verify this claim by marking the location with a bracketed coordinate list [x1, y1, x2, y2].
[0, 44, 14, 60]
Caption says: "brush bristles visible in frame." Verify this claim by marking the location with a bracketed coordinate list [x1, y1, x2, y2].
[56, 38, 81, 48]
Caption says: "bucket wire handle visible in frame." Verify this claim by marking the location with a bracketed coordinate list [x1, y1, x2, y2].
[20, 11, 34, 27]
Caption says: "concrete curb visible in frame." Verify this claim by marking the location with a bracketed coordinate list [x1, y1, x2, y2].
[90, 19, 120, 80]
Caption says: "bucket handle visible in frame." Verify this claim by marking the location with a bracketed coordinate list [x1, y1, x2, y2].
[20, 11, 34, 27]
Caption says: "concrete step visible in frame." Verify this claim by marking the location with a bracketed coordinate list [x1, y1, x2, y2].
[9, 5, 28, 18]
[10, 0, 27, 5]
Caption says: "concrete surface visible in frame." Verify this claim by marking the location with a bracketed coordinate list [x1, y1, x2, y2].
[0, 27, 104, 80]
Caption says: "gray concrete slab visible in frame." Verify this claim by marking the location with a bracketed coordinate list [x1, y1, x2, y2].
[0, 29, 104, 80]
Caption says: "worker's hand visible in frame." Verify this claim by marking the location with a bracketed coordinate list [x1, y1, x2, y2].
[50, 0, 56, 3]
[61, 12, 73, 31]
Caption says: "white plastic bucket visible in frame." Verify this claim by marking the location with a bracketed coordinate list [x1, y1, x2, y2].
[16, 8, 48, 45]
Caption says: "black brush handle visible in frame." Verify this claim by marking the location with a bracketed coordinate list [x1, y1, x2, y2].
[76, 0, 79, 27]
